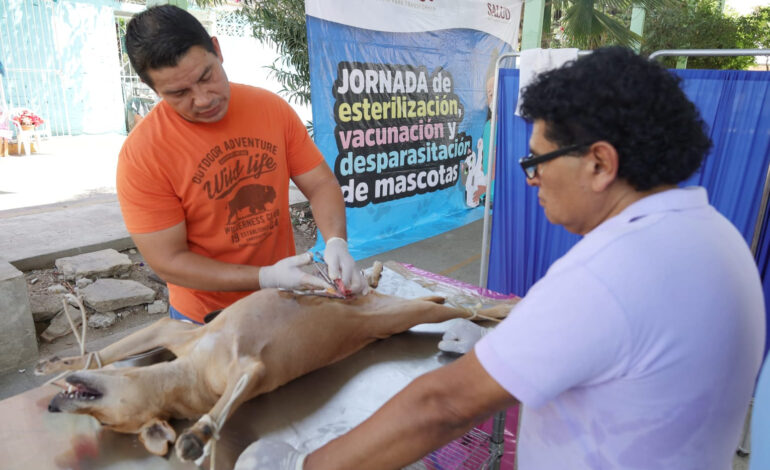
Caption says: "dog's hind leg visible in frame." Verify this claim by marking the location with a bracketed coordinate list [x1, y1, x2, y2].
[363, 296, 472, 339]
[176, 359, 267, 462]
[364, 295, 515, 339]
[35, 317, 199, 376]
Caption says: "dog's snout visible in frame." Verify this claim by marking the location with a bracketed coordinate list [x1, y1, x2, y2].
[48, 401, 61, 412]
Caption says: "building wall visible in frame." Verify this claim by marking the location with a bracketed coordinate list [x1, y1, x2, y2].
[1, 0, 126, 135]
[54, 0, 125, 134]
[0, 0, 310, 136]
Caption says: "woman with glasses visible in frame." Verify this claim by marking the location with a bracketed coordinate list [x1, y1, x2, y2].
[237, 46, 765, 470]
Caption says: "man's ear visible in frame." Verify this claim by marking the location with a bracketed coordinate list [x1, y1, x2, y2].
[587, 141, 619, 191]
[139, 418, 177, 456]
[211, 36, 224, 63]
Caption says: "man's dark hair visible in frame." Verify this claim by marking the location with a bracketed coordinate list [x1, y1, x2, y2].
[519, 46, 712, 191]
[125, 5, 216, 89]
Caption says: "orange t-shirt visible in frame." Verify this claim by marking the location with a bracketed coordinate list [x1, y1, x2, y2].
[117, 83, 323, 323]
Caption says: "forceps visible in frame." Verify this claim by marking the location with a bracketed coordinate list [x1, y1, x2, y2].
[310, 252, 348, 298]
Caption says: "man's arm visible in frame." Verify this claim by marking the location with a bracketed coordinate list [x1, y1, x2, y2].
[132, 221, 327, 292]
[305, 350, 518, 470]
[131, 164, 341, 293]
[293, 162, 368, 293]
[131, 221, 262, 291]
[292, 162, 347, 242]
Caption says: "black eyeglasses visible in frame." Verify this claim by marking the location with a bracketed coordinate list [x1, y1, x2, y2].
[519, 143, 592, 179]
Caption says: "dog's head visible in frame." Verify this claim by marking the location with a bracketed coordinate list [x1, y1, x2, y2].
[48, 369, 177, 455]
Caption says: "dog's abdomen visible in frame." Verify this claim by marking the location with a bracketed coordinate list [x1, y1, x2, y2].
[214, 290, 467, 397]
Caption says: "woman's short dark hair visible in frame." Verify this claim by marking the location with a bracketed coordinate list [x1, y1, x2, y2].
[519, 46, 712, 191]
[125, 5, 216, 89]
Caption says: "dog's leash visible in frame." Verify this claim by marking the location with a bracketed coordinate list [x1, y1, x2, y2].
[194, 373, 250, 469]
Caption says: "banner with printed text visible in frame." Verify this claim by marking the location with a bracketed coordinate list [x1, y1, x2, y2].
[306, 0, 521, 259]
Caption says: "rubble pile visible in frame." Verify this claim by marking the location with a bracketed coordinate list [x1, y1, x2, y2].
[25, 248, 169, 343]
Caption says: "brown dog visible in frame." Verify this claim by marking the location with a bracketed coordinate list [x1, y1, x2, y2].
[34, 286, 513, 462]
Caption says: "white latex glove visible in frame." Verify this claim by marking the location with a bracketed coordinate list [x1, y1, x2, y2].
[258, 252, 329, 291]
[234, 439, 306, 470]
[438, 318, 489, 354]
[323, 237, 369, 294]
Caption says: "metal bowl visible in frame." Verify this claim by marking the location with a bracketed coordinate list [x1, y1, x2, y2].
[114, 346, 176, 368]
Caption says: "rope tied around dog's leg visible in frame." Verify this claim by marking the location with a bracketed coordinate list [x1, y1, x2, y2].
[194, 415, 216, 468]
[63, 293, 104, 369]
[459, 302, 502, 323]
[43, 294, 99, 389]
[60, 296, 86, 356]
[83, 351, 103, 369]
[193, 373, 250, 470]
[465, 306, 479, 321]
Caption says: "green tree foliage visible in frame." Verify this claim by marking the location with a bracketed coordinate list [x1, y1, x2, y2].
[238, 0, 310, 106]
[218, 0, 765, 101]
[544, 0, 667, 50]
[738, 6, 770, 70]
[640, 0, 755, 69]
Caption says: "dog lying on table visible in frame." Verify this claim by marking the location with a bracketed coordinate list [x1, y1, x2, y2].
[34, 266, 514, 462]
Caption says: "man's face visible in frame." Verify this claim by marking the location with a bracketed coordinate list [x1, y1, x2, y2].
[526, 120, 596, 235]
[147, 41, 230, 123]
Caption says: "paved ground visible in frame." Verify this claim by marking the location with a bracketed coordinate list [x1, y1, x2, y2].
[0, 135, 125, 213]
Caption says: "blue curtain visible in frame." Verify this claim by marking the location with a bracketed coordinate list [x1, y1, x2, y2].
[676, 70, 770, 244]
[486, 68, 580, 297]
[487, 68, 770, 353]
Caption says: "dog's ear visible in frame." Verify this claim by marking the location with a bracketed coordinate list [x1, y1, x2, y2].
[138, 418, 177, 456]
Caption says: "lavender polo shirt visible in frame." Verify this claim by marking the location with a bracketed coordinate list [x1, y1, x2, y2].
[476, 187, 765, 470]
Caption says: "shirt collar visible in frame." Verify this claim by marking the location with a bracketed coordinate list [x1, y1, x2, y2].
[593, 186, 709, 233]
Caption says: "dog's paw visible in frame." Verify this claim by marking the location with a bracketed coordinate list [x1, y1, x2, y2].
[35, 355, 88, 375]
[34, 355, 62, 375]
[175, 432, 205, 462]
[139, 419, 176, 456]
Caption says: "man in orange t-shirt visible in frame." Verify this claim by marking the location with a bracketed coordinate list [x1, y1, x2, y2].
[117, 5, 367, 324]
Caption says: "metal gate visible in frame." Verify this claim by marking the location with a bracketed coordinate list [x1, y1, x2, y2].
[113, 8, 217, 132]
[114, 12, 157, 132]
[0, 0, 71, 136]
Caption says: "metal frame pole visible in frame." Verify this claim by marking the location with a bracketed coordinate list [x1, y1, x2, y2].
[479, 50, 591, 289]
[479, 52, 519, 289]
[649, 48, 769, 61]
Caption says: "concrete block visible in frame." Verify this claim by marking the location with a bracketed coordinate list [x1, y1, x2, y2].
[88, 312, 117, 329]
[81, 279, 155, 312]
[0, 261, 38, 372]
[147, 300, 168, 315]
[29, 294, 62, 322]
[40, 306, 83, 343]
[55, 249, 132, 280]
